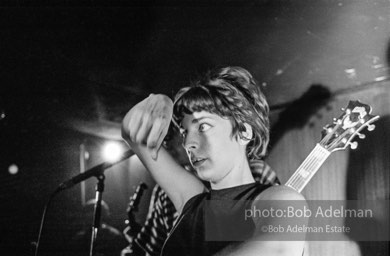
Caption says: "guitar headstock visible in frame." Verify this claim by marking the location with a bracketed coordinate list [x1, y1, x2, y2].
[320, 100, 379, 152]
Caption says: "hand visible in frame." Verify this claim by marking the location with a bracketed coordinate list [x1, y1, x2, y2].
[122, 94, 173, 160]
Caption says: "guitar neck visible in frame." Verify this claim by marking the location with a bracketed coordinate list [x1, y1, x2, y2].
[285, 144, 330, 193]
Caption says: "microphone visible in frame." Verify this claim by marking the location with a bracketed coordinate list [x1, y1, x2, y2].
[58, 149, 134, 191]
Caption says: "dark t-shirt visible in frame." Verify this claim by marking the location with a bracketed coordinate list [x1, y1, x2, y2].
[161, 183, 271, 256]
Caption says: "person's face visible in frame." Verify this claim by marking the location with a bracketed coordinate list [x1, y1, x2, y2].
[181, 111, 247, 183]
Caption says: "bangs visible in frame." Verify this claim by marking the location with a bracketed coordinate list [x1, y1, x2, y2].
[173, 86, 220, 124]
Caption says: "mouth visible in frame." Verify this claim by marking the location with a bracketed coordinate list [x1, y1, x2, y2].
[191, 157, 207, 167]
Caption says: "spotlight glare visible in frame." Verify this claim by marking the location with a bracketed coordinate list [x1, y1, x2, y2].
[8, 164, 18, 175]
[102, 142, 123, 162]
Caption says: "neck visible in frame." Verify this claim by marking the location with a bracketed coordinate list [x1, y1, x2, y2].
[210, 158, 254, 190]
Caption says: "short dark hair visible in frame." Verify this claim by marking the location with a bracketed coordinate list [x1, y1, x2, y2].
[173, 66, 269, 159]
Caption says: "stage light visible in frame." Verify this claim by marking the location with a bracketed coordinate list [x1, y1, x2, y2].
[8, 164, 18, 175]
[102, 141, 123, 162]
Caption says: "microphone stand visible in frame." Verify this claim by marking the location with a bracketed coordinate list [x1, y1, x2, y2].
[89, 173, 105, 256]
[34, 149, 134, 256]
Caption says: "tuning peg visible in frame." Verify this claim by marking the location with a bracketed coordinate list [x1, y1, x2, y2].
[357, 132, 366, 139]
[333, 118, 341, 125]
[322, 126, 333, 133]
[367, 124, 376, 131]
[349, 141, 358, 149]
[341, 107, 351, 114]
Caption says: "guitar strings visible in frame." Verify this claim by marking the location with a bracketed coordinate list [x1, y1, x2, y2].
[294, 147, 324, 189]
[293, 147, 329, 192]
[286, 145, 320, 189]
[286, 144, 330, 192]
[290, 146, 328, 191]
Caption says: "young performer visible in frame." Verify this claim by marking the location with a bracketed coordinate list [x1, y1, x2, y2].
[122, 66, 307, 255]
[123, 124, 280, 256]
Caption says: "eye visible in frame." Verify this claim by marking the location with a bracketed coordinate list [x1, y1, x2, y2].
[199, 123, 212, 132]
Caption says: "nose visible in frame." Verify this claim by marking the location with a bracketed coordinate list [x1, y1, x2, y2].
[182, 132, 199, 152]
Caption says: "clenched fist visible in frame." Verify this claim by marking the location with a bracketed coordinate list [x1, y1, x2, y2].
[122, 94, 174, 160]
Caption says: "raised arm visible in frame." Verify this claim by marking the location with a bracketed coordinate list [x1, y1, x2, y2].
[121, 94, 206, 212]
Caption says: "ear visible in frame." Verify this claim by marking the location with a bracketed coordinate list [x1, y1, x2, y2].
[238, 123, 253, 145]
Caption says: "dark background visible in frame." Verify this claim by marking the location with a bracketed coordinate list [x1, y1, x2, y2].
[0, 1, 389, 255]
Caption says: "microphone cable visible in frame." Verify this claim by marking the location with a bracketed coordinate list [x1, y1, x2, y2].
[33, 187, 62, 256]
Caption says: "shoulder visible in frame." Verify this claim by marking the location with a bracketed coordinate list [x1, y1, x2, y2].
[250, 185, 307, 218]
[254, 184, 305, 201]
[250, 186, 308, 239]
[245, 186, 307, 255]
